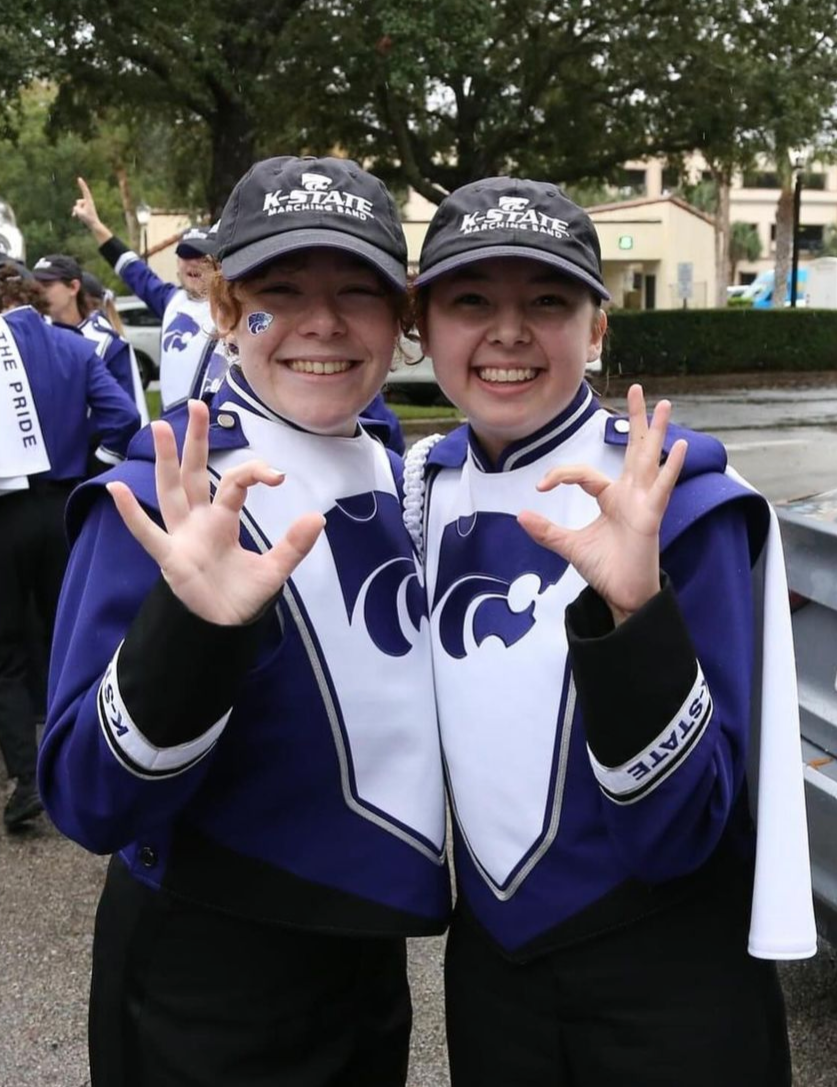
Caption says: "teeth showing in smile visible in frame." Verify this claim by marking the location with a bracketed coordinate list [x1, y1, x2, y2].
[287, 359, 354, 375]
[477, 367, 537, 383]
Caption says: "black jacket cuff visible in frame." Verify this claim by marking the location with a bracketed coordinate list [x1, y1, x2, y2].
[117, 578, 268, 747]
[99, 236, 131, 267]
[566, 575, 700, 767]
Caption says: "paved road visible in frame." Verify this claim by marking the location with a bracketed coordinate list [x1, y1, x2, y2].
[4, 380, 837, 1086]
[654, 387, 837, 501]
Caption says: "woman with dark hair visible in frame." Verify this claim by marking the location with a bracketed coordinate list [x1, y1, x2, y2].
[33, 255, 148, 426]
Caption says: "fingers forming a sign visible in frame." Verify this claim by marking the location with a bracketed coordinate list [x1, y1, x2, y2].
[107, 400, 324, 626]
[517, 384, 688, 624]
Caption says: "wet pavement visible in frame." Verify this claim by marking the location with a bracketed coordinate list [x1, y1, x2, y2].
[4, 803, 837, 1085]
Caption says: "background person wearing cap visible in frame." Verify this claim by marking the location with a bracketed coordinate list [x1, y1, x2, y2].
[0, 263, 140, 833]
[40, 155, 449, 1087]
[71, 177, 227, 411]
[33, 256, 149, 433]
[403, 178, 805, 1086]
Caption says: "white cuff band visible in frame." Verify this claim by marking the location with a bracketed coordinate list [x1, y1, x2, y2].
[587, 664, 712, 805]
[97, 644, 229, 779]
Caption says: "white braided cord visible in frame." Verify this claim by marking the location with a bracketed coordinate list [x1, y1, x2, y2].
[402, 433, 445, 561]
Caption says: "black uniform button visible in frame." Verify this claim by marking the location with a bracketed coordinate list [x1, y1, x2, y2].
[138, 845, 157, 868]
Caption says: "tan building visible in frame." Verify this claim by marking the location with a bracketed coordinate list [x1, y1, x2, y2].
[588, 196, 716, 310]
[142, 211, 194, 283]
[623, 154, 837, 286]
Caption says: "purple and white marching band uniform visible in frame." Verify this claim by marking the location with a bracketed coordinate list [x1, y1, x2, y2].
[0, 304, 139, 825]
[0, 306, 140, 484]
[40, 366, 450, 935]
[78, 309, 149, 426]
[414, 383, 810, 959]
[98, 238, 226, 411]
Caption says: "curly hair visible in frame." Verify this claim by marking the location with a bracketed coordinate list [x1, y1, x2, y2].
[0, 265, 48, 315]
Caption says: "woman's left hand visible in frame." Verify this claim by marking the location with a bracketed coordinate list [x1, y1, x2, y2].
[517, 384, 688, 625]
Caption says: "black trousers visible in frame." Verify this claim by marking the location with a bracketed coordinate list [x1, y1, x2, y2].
[0, 481, 73, 780]
[446, 877, 792, 1087]
[90, 858, 413, 1087]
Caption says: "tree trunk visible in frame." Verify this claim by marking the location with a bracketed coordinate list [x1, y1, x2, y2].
[114, 163, 139, 250]
[207, 102, 257, 221]
[774, 186, 794, 309]
[714, 175, 731, 307]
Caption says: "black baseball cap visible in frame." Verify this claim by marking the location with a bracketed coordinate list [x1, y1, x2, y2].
[416, 177, 610, 300]
[32, 254, 83, 282]
[175, 222, 219, 259]
[81, 270, 105, 298]
[216, 156, 408, 289]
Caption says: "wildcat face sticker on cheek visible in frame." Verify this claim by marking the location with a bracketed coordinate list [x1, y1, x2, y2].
[247, 311, 274, 335]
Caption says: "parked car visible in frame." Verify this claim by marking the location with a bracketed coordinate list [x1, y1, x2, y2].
[0, 197, 25, 261]
[386, 337, 441, 405]
[114, 295, 161, 387]
[776, 488, 837, 946]
[738, 268, 809, 308]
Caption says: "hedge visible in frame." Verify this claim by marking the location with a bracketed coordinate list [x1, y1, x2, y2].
[604, 308, 837, 376]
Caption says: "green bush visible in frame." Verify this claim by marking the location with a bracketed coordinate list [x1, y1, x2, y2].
[604, 308, 837, 376]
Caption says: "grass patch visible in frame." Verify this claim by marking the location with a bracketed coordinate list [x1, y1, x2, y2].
[145, 388, 161, 420]
[389, 402, 460, 421]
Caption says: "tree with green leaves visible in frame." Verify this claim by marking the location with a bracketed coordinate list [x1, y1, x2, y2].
[12, 0, 837, 291]
[740, 5, 837, 308]
[290, 0, 772, 204]
[729, 222, 761, 284]
[653, 2, 837, 305]
[0, 85, 203, 284]
[42, 0, 310, 217]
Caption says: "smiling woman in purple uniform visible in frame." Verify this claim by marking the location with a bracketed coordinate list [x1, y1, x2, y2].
[404, 176, 814, 1087]
[40, 156, 449, 1087]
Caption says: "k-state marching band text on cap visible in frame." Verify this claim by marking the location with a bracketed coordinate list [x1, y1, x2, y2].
[416, 177, 610, 300]
[216, 156, 408, 289]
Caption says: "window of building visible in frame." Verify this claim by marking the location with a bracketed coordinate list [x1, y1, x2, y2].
[802, 172, 827, 191]
[769, 224, 825, 251]
[612, 168, 647, 198]
[742, 171, 780, 189]
[798, 224, 825, 251]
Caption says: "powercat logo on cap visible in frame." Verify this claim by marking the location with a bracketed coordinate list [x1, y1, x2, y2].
[262, 173, 376, 221]
[460, 196, 570, 239]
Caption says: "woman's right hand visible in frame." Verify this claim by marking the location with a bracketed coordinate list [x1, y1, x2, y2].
[107, 400, 325, 626]
[72, 177, 112, 243]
